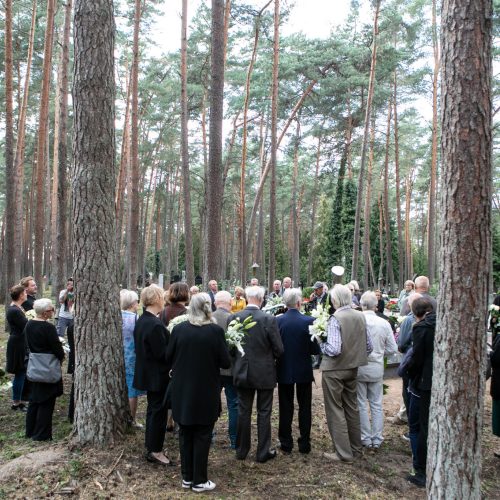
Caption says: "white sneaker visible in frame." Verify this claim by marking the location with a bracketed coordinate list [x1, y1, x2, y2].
[192, 480, 216, 492]
[182, 479, 192, 489]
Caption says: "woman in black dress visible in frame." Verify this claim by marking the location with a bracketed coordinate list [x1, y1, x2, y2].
[166, 293, 231, 493]
[25, 298, 64, 441]
[133, 284, 172, 466]
[6, 285, 29, 411]
[159, 282, 189, 328]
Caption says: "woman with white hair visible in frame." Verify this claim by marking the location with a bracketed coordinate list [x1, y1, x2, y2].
[25, 298, 64, 441]
[357, 291, 398, 450]
[166, 293, 231, 493]
[120, 289, 145, 427]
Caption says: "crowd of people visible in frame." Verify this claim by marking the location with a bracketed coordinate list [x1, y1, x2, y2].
[3, 273, 500, 493]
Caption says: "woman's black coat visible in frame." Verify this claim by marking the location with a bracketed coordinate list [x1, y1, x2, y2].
[6, 305, 28, 374]
[133, 310, 169, 392]
[490, 334, 500, 401]
[166, 321, 230, 426]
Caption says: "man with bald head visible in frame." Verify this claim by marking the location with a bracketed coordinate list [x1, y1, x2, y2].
[400, 276, 437, 316]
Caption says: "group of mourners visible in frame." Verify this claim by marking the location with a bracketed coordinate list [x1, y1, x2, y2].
[4, 273, 500, 493]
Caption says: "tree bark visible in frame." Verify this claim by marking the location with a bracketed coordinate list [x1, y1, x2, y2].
[351, 0, 381, 281]
[205, 0, 226, 283]
[181, 0, 195, 286]
[127, 0, 142, 289]
[307, 132, 322, 284]
[3, 0, 15, 304]
[383, 99, 395, 293]
[427, 0, 492, 496]
[34, 0, 56, 292]
[268, 0, 280, 291]
[427, 0, 440, 285]
[291, 120, 300, 286]
[72, 0, 130, 444]
[405, 171, 414, 279]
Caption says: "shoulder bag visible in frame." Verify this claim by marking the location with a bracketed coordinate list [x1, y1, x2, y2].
[27, 352, 62, 383]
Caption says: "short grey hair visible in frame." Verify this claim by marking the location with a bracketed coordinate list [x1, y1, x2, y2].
[330, 284, 352, 308]
[188, 292, 214, 326]
[349, 280, 360, 292]
[34, 298, 53, 316]
[408, 292, 422, 308]
[414, 276, 430, 292]
[283, 288, 302, 309]
[120, 289, 138, 311]
[245, 286, 265, 302]
[215, 290, 231, 305]
[360, 291, 377, 311]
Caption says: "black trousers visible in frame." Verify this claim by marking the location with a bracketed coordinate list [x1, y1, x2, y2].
[236, 387, 273, 462]
[278, 382, 313, 453]
[145, 388, 168, 453]
[416, 390, 431, 474]
[26, 397, 56, 441]
[179, 423, 214, 485]
[402, 374, 410, 411]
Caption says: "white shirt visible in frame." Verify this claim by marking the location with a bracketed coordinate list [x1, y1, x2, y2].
[59, 289, 74, 319]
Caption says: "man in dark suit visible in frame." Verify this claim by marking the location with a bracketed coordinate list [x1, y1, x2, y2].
[207, 280, 218, 312]
[277, 289, 319, 454]
[231, 286, 284, 463]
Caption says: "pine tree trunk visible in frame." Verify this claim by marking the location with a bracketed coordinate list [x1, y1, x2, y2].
[291, 121, 300, 286]
[307, 133, 322, 284]
[127, 0, 142, 289]
[393, 70, 404, 288]
[351, 0, 381, 281]
[383, 99, 395, 293]
[427, 0, 492, 496]
[34, 0, 56, 292]
[205, 0, 226, 282]
[13, 0, 37, 279]
[427, 0, 440, 285]
[72, 0, 130, 444]
[405, 171, 414, 279]
[268, 0, 280, 291]
[181, 0, 195, 286]
[53, 0, 72, 299]
[3, 0, 15, 304]
[377, 195, 384, 287]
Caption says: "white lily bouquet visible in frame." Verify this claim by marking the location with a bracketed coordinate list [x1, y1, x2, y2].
[308, 303, 330, 343]
[25, 309, 37, 320]
[226, 315, 256, 356]
[167, 314, 189, 333]
[268, 295, 284, 306]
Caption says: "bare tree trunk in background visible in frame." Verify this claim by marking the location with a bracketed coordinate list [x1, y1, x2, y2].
[13, 0, 37, 280]
[307, 132, 322, 284]
[53, 0, 72, 299]
[181, 0, 195, 286]
[291, 120, 300, 286]
[268, 0, 280, 291]
[377, 194, 384, 287]
[351, 0, 381, 281]
[362, 116, 376, 291]
[72, 0, 130, 444]
[383, 99, 395, 293]
[34, 0, 56, 292]
[405, 170, 414, 279]
[3, 0, 15, 305]
[393, 70, 404, 288]
[427, 0, 492, 495]
[346, 90, 353, 179]
[205, 0, 225, 283]
[427, 0, 440, 285]
[127, 0, 142, 289]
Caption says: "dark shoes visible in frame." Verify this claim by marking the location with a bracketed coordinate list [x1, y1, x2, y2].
[406, 472, 426, 488]
[11, 403, 27, 412]
[257, 449, 277, 463]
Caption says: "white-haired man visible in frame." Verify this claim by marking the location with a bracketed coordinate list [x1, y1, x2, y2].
[213, 291, 238, 449]
[231, 286, 284, 463]
[399, 276, 436, 316]
[319, 284, 373, 463]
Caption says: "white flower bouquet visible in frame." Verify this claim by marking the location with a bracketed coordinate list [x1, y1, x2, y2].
[268, 295, 284, 306]
[25, 309, 36, 320]
[308, 303, 330, 343]
[167, 314, 189, 333]
[225, 315, 256, 356]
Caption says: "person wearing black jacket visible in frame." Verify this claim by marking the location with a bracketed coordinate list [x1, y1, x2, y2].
[406, 297, 435, 488]
[25, 299, 64, 441]
[490, 333, 500, 458]
[133, 284, 172, 466]
[166, 293, 231, 493]
[6, 285, 29, 411]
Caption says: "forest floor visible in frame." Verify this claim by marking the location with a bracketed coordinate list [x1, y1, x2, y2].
[1, 316, 499, 499]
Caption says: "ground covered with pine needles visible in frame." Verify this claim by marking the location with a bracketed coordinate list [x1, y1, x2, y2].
[1, 314, 499, 499]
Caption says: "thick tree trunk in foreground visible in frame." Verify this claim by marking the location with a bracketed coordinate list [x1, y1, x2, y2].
[427, 0, 492, 496]
[180, 0, 195, 286]
[72, 0, 130, 445]
[205, 0, 225, 283]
